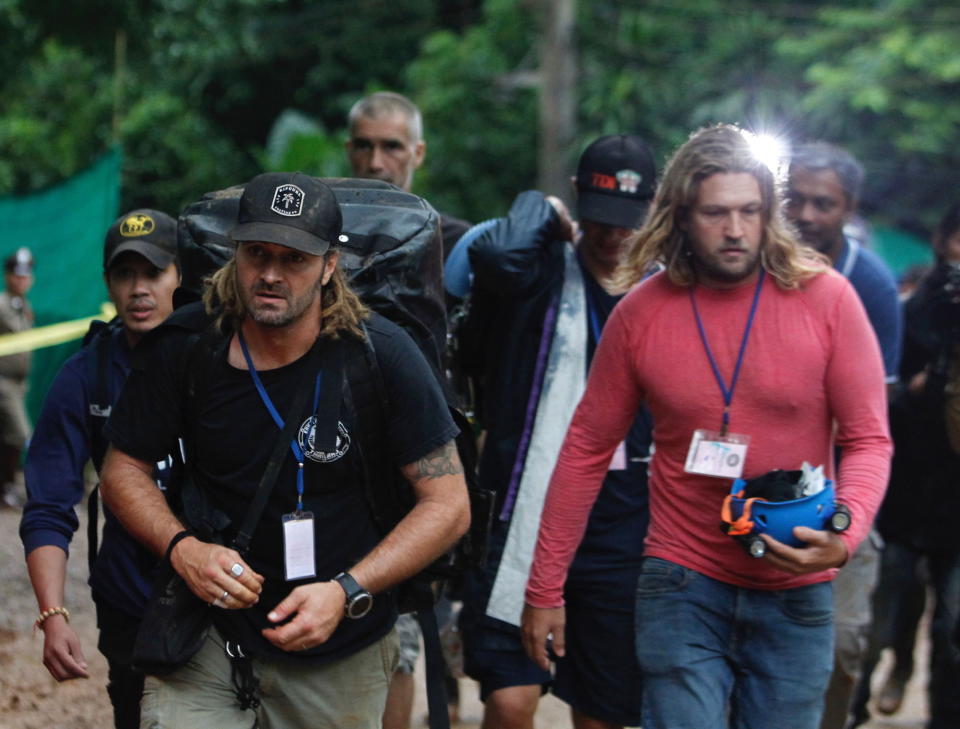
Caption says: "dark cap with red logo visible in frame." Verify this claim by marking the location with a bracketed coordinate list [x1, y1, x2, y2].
[230, 172, 344, 256]
[575, 134, 656, 229]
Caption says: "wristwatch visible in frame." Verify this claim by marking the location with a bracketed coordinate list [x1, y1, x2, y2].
[334, 572, 373, 619]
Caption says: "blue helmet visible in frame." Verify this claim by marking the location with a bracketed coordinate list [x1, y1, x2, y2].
[722, 478, 840, 548]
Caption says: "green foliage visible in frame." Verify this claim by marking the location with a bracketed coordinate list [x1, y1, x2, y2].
[0, 39, 113, 193]
[4, 0, 960, 234]
[263, 110, 349, 178]
[776, 1, 960, 227]
[118, 88, 257, 211]
[407, 0, 539, 221]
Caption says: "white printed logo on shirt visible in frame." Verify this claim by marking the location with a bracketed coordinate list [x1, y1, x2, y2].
[298, 417, 351, 463]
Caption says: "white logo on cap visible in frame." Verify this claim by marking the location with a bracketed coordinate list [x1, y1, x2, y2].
[616, 169, 642, 194]
[271, 184, 305, 217]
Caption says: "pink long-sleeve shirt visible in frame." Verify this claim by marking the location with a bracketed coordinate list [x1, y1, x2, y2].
[526, 268, 892, 607]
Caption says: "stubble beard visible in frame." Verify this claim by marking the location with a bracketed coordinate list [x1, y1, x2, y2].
[695, 248, 762, 286]
[243, 280, 322, 328]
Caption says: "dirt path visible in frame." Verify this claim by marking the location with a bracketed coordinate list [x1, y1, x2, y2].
[0, 484, 112, 729]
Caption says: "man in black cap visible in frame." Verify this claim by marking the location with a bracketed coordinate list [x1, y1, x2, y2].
[0, 246, 35, 506]
[20, 209, 180, 728]
[457, 135, 657, 729]
[100, 173, 470, 728]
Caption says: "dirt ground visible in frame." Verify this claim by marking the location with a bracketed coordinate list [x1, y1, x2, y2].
[0, 478, 932, 729]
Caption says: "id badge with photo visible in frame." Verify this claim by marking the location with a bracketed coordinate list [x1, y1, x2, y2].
[282, 511, 316, 581]
[683, 429, 750, 479]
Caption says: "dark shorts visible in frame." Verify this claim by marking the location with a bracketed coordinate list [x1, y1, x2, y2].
[553, 566, 643, 726]
[460, 566, 551, 701]
[459, 563, 643, 725]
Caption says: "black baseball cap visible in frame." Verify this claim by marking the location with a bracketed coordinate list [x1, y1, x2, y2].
[104, 209, 177, 271]
[230, 172, 343, 256]
[576, 134, 657, 229]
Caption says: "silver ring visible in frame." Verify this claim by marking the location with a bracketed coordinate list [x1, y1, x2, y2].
[230, 563, 244, 578]
[220, 590, 230, 603]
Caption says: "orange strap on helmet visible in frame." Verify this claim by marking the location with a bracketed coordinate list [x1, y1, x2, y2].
[721, 491, 767, 536]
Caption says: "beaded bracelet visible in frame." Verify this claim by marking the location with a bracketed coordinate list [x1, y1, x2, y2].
[35, 606, 70, 631]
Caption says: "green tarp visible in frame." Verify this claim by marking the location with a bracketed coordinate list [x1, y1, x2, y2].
[0, 148, 121, 423]
[872, 225, 933, 279]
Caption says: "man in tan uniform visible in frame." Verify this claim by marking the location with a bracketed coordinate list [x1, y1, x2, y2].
[0, 247, 34, 507]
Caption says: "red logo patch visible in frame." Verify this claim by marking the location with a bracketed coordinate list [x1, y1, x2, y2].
[591, 173, 616, 190]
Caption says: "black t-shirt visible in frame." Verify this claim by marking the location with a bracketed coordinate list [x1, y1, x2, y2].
[105, 313, 459, 663]
[573, 256, 652, 572]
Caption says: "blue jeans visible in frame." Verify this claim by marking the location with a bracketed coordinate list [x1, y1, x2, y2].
[635, 557, 834, 729]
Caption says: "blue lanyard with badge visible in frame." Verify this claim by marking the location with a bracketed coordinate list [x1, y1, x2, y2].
[586, 284, 628, 471]
[239, 330, 321, 582]
[683, 271, 764, 479]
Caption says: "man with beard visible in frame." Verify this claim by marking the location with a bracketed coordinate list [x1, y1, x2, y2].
[20, 210, 180, 728]
[523, 125, 891, 729]
[100, 173, 469, 728]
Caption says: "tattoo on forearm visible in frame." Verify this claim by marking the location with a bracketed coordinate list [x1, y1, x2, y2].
[413, 442, 463, 480]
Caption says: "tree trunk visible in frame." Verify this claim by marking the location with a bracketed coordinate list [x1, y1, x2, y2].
[537, 0, 577, 204]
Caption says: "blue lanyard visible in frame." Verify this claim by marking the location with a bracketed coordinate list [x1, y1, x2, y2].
[689, 271, 765, 436]
[238, 330, 322, 512]
[587, 298, 603, 346]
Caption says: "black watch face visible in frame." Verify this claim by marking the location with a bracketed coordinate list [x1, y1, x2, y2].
[347, 592, 373, 619]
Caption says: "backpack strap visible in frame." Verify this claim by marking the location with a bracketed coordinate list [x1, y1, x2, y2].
[343, 326, 410, 535]
[176, 319, 234, 536]
[343, 322, 451, 729]
[84, 322, 117, 575]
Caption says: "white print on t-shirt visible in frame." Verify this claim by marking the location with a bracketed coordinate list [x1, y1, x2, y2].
[298, 417, 351, 463]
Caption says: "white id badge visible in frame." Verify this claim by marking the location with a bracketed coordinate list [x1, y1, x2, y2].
[684, 429, 750, 479]
[608, 440, 627, 471]
[282, 511, 316, 581]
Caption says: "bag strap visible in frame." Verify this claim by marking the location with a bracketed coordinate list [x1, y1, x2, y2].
[416, 605, 452, 729]
[346, 324, 451, 729]
[231, 335, 326, 554]
[85, 324, 115, 574]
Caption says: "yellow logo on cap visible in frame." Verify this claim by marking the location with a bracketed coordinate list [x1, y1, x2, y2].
[120, 214, 156, 237]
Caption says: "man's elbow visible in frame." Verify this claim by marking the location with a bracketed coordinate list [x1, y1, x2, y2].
[450, 480, 471, 541]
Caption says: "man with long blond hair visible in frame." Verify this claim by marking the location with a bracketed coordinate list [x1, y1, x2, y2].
[99, 172, 470, 728]
[522, 125, 892, 729]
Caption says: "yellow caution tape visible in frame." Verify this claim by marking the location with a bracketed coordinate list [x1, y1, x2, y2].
[0, 303, 117, 357]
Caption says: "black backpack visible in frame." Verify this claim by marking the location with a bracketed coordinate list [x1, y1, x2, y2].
[173, 178, 493, 729]
[174, 178, 492, 593]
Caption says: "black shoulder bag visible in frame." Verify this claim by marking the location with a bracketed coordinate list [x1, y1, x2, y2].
[131, 337, 324, 675]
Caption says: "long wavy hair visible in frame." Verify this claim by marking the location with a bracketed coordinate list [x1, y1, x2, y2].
[616, 124, 827, 291]
[203, 255, 368, 339]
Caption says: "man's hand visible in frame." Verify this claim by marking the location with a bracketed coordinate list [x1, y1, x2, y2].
[169, 536, 264, 609]
[262, 581, 346, 651]
[521, 604, 565, 671]
[40, 616, 89, 681]
[545, 196, 578, 243]
[761, 527, 849, 575]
